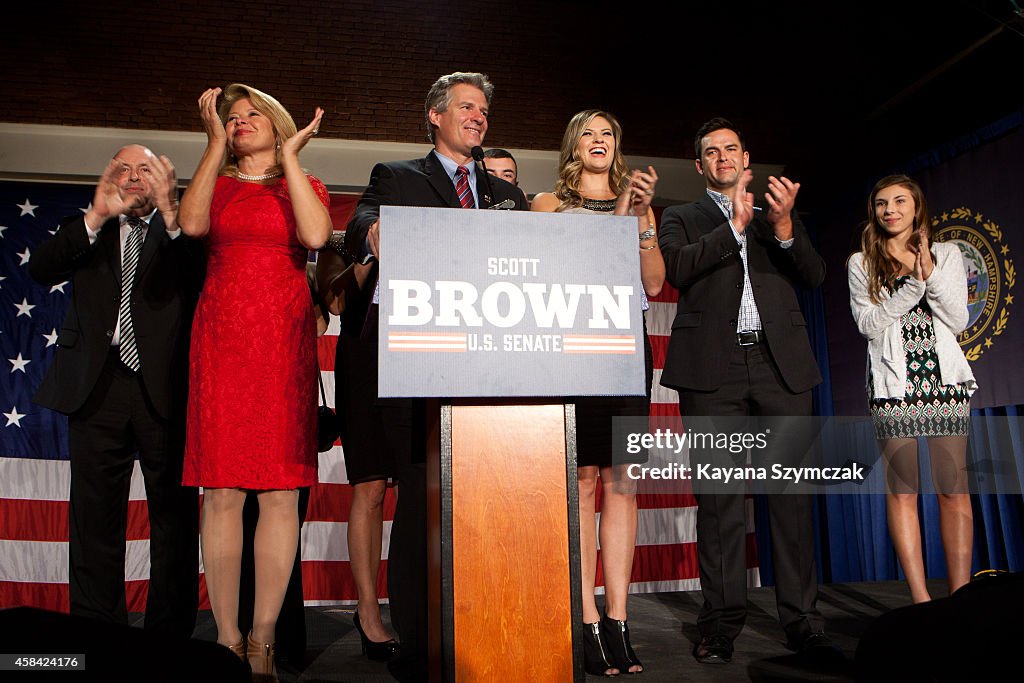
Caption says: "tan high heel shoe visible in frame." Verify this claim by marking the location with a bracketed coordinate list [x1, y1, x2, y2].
[246, 632, 278, 683]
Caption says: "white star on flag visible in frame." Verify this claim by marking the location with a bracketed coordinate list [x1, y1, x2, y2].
[0, 275, 6, 289]
[14, 298, 35, 317]
[43, 329, 59, 347]
[17, 248, 31, 266]
[16, 199, 39, 217]
[50, 281, 69, 294]
[3, 406, 26, 428]
[79, 203, 92, 214]
[8, 353, 30, 373]
[0, 225, 8, 238]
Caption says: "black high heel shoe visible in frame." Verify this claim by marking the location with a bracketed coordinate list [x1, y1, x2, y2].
[601, 613, 643, 674]
[353, 611, 400, 661]
[584, 621, 619, 677]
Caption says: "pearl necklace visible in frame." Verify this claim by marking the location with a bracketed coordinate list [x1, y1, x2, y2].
[236, 170, 282, 182]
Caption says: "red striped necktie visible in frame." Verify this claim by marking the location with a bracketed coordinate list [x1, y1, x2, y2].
[454, 166, 474, 209]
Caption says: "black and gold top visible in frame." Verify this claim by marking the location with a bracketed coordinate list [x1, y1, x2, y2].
[579, 197, 616, 212]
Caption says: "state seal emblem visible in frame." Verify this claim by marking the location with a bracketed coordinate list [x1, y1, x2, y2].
[933, 207, 1015, 361]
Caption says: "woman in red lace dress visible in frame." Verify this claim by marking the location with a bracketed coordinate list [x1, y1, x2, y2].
[178, 83, 331, 677]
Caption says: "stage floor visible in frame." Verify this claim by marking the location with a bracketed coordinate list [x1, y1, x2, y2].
[185, 579, 942, 682]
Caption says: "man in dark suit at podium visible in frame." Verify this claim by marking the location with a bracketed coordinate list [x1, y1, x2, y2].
[658, 118, 835, 664]
[30, 145, 200, 636]
[347, 72, 527, 679]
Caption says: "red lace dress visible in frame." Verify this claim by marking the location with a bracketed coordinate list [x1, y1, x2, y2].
[183, 175, 329, 489]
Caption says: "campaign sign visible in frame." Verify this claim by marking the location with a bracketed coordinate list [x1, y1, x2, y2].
[378, 206, 646, 397]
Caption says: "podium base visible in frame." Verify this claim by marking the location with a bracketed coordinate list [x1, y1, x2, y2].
[426, 400, 583, 682]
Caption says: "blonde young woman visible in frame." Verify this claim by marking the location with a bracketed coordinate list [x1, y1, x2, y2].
[178, 84, 331, 679]
[533, 109, 663, 676]
[848, 174, 976, 604]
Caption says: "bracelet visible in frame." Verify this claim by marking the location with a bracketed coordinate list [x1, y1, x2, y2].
[640, 243, 658, 251]
[321, 231, 349, 256]
[638, 225, 656, 242]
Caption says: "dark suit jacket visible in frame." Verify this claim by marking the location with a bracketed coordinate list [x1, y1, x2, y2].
[345, 150, 528, 337]
[29, 214, 202, 419]
[658, 193, 825, 394]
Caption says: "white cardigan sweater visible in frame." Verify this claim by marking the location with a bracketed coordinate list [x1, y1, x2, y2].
[847, 241, 977, 400]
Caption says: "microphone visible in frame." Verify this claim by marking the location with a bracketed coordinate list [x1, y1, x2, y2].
[471, 146, 497, 208]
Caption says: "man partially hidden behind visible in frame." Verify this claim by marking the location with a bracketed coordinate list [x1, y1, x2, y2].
[30, 145, 201, 636]
[483, 147, 529, 207]
[347, 72, 527, 680]
[658, 118, 838, 664]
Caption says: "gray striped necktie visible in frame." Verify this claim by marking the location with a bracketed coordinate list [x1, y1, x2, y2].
[118, 218, 144, 371]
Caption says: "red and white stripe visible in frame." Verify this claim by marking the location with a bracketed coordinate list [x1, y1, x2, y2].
[386, 332, 468, 352]
[563, 334, 637, 354]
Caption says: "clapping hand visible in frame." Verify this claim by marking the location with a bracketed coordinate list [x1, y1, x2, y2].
[88, 157, 147, 225]
[198, 87, 226, 145]
[628, 166, 659, 216]
[730, 168, 755, 233]
[281, 107, 325, 159]
[614, 166, 659, 216]
[145, 152, 180, 226]
[764, 175, 799, 240]
[912, 226, 934, 281]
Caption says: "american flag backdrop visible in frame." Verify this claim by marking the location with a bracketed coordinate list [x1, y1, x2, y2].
[0, 179, 758, 613]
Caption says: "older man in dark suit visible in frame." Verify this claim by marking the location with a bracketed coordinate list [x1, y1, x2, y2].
[30, 145, 200, 636]
[658, 118, 835, 664]
[347, 72, 527, 680]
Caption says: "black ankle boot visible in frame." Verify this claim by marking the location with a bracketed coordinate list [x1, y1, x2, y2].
[601, 613, 643, 674]
[583, 621, 618, 676]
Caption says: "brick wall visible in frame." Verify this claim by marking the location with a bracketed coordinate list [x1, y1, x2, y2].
[1, 1, 642, 155]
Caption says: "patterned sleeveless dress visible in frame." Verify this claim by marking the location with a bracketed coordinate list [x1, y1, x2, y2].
[869, 276, 970, 440]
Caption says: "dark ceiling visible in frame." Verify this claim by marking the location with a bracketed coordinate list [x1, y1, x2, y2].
[587, 0, 1024, 212]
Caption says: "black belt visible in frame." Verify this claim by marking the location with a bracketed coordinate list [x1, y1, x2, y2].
[736, 330, 765, 346]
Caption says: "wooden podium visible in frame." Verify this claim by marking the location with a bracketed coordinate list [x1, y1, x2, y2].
[377, 207, 647, 682]
[425, 399, 584, 682]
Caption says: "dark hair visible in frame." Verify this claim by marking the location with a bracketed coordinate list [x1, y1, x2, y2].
[483, 148, 516, 163]
[694, 117, 746, 158]
[424, 72, 494, 143]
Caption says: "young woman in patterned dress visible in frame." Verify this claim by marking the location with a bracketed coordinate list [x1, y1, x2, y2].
[847, 174, 976, 603]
